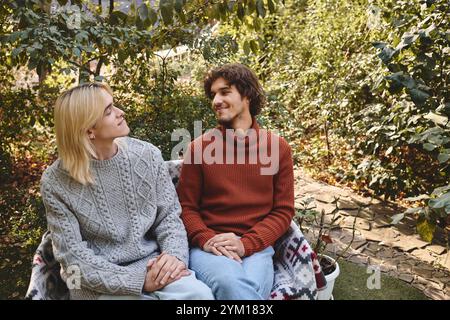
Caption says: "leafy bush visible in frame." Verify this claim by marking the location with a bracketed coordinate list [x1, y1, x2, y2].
[361, 0, 449, 242]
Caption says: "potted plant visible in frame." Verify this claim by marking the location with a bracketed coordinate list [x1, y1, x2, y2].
[295, 196, 358, 300]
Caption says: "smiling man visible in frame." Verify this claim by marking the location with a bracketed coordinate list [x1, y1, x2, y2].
[176, 63, 295, 300]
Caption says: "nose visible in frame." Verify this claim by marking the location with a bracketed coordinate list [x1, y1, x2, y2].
[213, 95, 223, 108]
[115, 106, 124, 118]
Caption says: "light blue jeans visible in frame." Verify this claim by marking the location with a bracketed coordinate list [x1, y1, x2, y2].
[98, 271, 214, 300]
[189, 246, 275, 300]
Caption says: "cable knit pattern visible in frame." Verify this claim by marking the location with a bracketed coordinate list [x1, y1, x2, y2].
[40, 137, 188, 300]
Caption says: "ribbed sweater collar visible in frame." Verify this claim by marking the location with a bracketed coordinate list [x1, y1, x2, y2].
[90, 143, 123, 168]
[217, 117, 260, 148]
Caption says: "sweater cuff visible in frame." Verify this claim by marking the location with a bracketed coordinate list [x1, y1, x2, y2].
[166, 249, 189, 267]
[240, 237, 257, 257]
[194, 231, 217, 250]
[126, 267, 148, 296]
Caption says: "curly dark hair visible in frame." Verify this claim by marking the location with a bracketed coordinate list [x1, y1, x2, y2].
[204, 63, 266, 116]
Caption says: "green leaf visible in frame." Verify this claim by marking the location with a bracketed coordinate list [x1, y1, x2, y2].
[404, 195, 430, 201]
[73, 47, 81, 57]
[395, 32, 419, 51]
[378, 46, 396, 64]
[404, 207, 425, 214]
[416, 217, 435, 243]
[253, 17, 262, 31]
[160, 0, 174, 25]
[148, 8, 158, 25]
[424, 112, 448, 126]
[174, 0, 184, 13]
[372, 42, 386, 49]
[237, 3, 245, 21]
[409, 88, 430, 106]
[138, 3, 149, 21]
[250, 40, 258, 54]
[423, 143, 436, 151]
[243, 40, 250, 55]
[431, 185, 450, 197]
[438, 153, 450, 164]
[268, 0, 276, 13]
[12, 47, 22, 57]
[256, 0, 266, 18]
[429, 192, 450, 210]
[248, 0, 256, 13]
[390, 213, 404, 224]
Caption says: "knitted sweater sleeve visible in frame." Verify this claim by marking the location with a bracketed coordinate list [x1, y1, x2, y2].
[148, 150, 189, 266]
[240, 138, 295, 256]
[177, 142, 217, 249]
[41, 179, 147, 296]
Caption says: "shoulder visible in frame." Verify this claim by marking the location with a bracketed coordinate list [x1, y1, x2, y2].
[41, 159, 65, 185]
[121, 137, 163, 159]
[262, 130, 292, 155]
[188, 128, 222, 150]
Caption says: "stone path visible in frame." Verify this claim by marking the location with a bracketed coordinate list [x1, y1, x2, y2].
[294, 169, 450, 300]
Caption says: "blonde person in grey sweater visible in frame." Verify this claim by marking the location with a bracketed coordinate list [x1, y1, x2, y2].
[40, 82, 213, 300]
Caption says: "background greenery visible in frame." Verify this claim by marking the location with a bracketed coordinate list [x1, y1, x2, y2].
[0, 0, 448, 299]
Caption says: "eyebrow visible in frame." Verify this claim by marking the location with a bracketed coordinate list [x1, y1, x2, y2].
[211, 85, 231, 93]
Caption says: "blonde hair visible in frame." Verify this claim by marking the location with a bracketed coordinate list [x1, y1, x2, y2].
[54, 82, 113, 185]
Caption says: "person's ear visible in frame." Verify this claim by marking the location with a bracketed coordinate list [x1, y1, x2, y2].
[87, 129, 95, 140]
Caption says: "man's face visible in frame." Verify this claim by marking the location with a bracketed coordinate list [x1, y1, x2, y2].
[210, 77, 250, 126]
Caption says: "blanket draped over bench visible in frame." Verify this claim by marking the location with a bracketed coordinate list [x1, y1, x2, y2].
[25, 160, 326, 300]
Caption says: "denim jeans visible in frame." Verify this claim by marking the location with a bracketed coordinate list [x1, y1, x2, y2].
[98, 271, 214, 300]
[189, 246, 275, 300]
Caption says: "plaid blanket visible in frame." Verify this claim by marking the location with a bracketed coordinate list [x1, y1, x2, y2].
[25, 160, 326, 300]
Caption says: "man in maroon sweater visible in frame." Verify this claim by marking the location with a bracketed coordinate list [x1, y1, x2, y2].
[176, 63, 295, 299]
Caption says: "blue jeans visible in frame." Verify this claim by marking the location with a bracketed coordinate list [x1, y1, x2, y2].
[98, 271, 214, 300]
[189, 246, 275, 300]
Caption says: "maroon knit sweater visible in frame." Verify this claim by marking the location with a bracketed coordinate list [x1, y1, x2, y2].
[176, 119, 295, 257]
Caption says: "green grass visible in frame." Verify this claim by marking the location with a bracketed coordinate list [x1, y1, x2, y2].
[333, 259, 428, 300]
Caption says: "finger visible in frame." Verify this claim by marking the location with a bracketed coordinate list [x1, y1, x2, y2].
[177, 269, 191, 279]
[147, 258, 156, 268]
[170, 263, 185, 279]
[217, 246, 235, 261]
[229, 250, 243, 263]
[210, 246, 223, 256]
[208, 235, 221, 243]
[161, 259, 180, 284]
[224, 245, 238, 251]
[155, 257, 175, 284]
[213, 240, 233, 247]
[152, 254, 170, 281]
[160, 268, 173, 286]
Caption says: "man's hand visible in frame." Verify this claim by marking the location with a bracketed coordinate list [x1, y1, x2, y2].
[143, 252, 190, 292]
[204, 233, 245, 263]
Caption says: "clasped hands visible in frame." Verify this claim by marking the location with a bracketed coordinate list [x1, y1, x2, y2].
[143, 252, 190, 292]
[203, 232, 245, 263]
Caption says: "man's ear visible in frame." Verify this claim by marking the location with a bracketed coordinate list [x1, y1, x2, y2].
[243, 96, 250, 106]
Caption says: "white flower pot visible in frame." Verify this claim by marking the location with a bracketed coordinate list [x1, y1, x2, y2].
[317, 255, 340, 300]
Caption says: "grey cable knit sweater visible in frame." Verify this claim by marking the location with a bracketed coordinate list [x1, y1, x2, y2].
[40, 137, 188, 300]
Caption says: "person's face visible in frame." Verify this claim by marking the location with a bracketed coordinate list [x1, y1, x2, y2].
[89, 89, 129, 141]
[210, 77, 250, 126]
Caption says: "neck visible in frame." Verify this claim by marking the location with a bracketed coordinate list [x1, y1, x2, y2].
[92, 140, 118, 160]
[225, 113, 253, 134]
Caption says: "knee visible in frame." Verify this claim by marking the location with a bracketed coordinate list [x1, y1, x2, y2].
[194, 282, 214, 300]
[211, 273, 249, 291]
